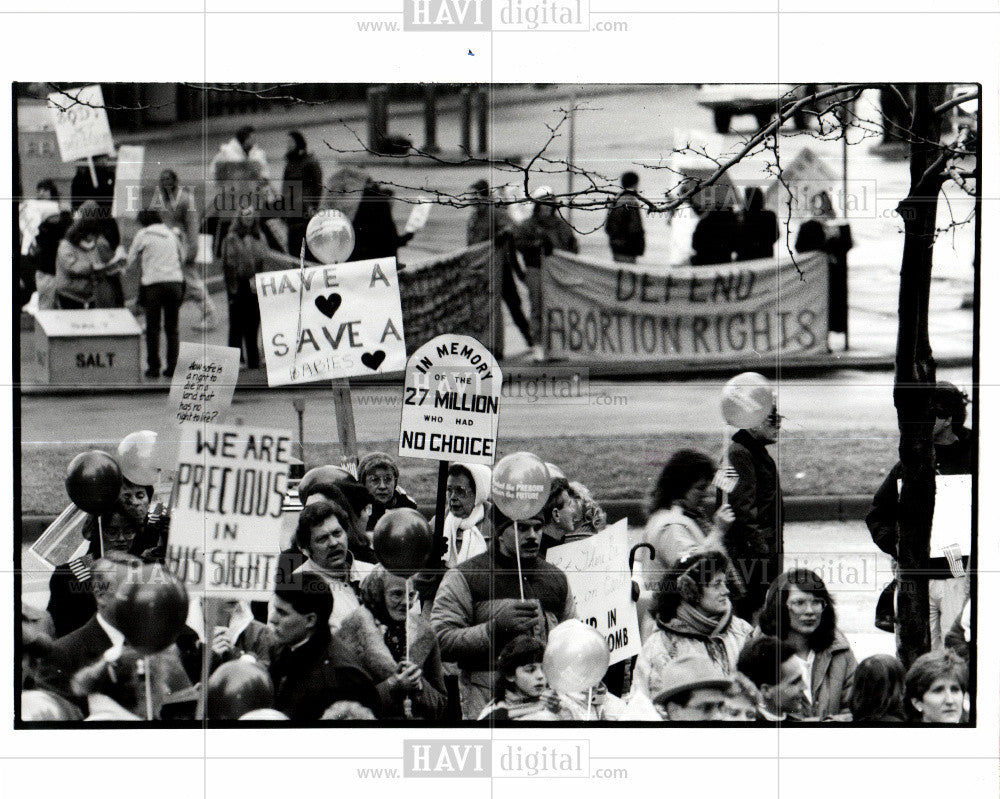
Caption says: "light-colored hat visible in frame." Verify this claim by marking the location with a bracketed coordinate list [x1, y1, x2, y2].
[651, 654, 732, 706]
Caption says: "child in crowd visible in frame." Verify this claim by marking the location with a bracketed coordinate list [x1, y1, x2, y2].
[478, 635, 571, 721]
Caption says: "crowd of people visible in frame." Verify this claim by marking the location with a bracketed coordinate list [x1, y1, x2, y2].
[19, 377, 973, 725]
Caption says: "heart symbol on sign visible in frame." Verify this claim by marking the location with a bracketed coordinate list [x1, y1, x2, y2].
[361, 350, 386, 371]
[314, 293, 342, 319]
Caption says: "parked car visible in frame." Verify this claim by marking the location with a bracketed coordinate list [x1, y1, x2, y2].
[698, 84, 812, 133]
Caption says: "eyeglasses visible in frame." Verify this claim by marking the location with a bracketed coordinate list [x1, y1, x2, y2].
[788, 598, 826, 611]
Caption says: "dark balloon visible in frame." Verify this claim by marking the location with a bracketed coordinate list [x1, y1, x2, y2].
[111, 566, 189, 655]
[373, 508, 433, 579]
[208, 661, 274, 720]
[65, 450, 123, 514]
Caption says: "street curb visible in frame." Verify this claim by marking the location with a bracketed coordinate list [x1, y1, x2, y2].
[18, 495, 872, 544]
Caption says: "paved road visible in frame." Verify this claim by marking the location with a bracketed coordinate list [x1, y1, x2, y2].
[20, 366, 975, 448]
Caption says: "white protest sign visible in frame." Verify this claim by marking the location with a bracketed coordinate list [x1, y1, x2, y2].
[546, 519, 641, 664]
[404, 198, 432, 234]
[110, 145, 145, 218]
[255, 258, 406, 387]
[167, 342, 241, 426]
[899, 474, 972, 558]
[398, 335, 501, 466]
[165, 424, 293, 599]
[46, 84, 115, 163]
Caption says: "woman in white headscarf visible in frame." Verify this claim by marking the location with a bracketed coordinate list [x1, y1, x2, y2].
[432, 463, 493, 568]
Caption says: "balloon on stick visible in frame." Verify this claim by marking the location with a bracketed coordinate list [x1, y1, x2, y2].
[542, 619, 610, 694]
[117, 430, 160, 486]
[373, 508, 434, 579]
[111, 565, 189, 656]
[305, 209, 355, 264]
[491, 452, 550, 520]
[66, 450, 123, 514]
[720, 372, 774, 430]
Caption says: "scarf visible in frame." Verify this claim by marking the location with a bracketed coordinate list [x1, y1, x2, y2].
[664, 602, 732, 640]
[442, 504, 488, 567]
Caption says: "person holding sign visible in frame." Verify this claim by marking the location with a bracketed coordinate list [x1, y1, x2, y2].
[632, 550, 752, 702]
[866, 381, 973, 649]
[267, 571, 380, 721]
[335, 565, 447, 720]
[430, 506, 575, 720]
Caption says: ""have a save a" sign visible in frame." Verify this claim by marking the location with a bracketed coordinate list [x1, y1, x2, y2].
[255, 258, 406, 386]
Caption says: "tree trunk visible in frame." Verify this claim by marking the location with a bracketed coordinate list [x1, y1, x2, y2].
[892, 84, 948, 668]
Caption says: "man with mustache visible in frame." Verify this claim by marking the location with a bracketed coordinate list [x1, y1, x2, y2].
[431, 506, 575, 720]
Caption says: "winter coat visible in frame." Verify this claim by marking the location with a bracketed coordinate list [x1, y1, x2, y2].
[430, 545, 574, 705]
[726, 429, 783, 612]
[632, 611, 752, 698]
[151, 186, 200, 263]
[639, 506, 727, 594]
[221, 231, 268, 294]
[209, 138, 271, 220]
[691, 209, 738, 265]
[735, 209, 779, 261]
[349, 184, 408, 262]
[282, 150, 324, 220]
[605, 190, 645, 257]
[866, 428, 973, 558]
[54, 238, 105, 305]
[802, 629, 858, 720]
[335, 606, 447, 720]
[269, 630, 380, 721]
[367, 487, 419, 531]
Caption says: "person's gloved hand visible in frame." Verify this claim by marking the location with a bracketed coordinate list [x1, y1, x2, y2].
[493, 601, 539, 634]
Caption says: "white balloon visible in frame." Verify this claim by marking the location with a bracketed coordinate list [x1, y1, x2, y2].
[306, 210, 355, 264]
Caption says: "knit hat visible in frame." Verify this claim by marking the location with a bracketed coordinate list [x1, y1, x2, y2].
[651, 654, 732, 706]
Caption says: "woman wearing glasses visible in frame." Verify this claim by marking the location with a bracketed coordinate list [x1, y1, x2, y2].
[756, 568, 858, 720]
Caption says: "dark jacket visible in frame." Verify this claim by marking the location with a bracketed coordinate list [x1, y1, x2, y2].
[27, 211, 74, 275]
[735, 209, 779, 261]
[349, 184, 409, 262]
[269, 630, 381, 721]
[36, 615, 112, 701]
[726, 430, 783, 615]
[282, 150, 324, 220]
[691, 209, 739, 265]
[866, 428, 973, 558]
[367, 487, 419, 531]
[605, 190, 645, 257]
[47, 558, 97, 639]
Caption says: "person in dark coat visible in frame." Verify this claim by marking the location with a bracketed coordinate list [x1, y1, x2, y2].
[794, 191, 853, 337]
[282, 130, 324, 261]
[267, 571, 381, 720]
[866, 381, 973, 646]
[605, 171, 645, 263]
[691, 192, 738, 266]
[47, 501, 143, 638]
[467, 179, 534, 348]
[725, 403, 784, 623]
[358, 451, 418, 532]
[735, 187, 779, 261]
[348, 180, 414, 263]
[70, 156, 115, 213]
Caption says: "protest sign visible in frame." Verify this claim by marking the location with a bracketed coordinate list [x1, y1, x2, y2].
[167, 342, 241, 426]
[897, 474, 972, 559]
[255, 257, 406, 387]
[398, 334, 501, 466]
[542, 251, 829, 364]
[546, 519, 641, 664]
[110, 145, 145, 218]
[46, 84, 115, 163]
[165, 424, 294, 599]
